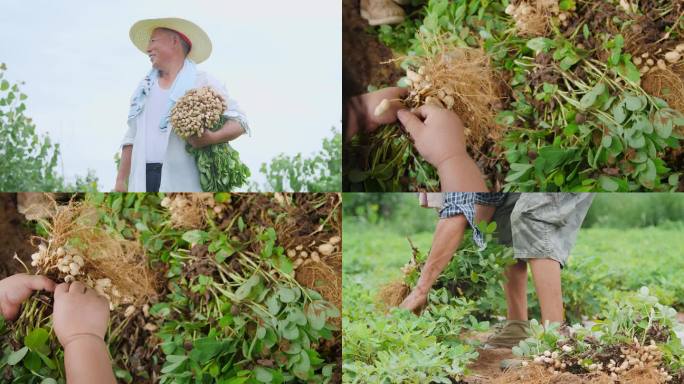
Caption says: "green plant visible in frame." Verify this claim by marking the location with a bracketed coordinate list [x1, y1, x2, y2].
[512, 287, 684, 380]
[188, 117, 251, 192]
[259, 127, 341, 192]
[351, 0, 684, 191]
[0, 63, 98, 192]
[399, 221, 516, 318]
[0, 192, 342, 383]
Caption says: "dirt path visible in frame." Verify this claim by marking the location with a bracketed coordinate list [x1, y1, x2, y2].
[465, 347, 515, 383]
[0, 193, 35, 279]
[342, 0, 404, 96]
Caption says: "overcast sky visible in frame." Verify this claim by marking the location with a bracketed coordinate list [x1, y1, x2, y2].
[0, 0, 341, 190]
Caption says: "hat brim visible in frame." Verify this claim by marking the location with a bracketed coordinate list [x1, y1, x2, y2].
[130, 17, 212, 64]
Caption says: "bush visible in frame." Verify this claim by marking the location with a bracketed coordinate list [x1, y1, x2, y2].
[0, 63, 98, 191]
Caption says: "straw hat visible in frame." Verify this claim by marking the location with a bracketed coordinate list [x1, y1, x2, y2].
[129, 17, 212, 63]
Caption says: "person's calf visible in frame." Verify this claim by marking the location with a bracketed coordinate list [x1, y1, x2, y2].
[529, 258, 564, 324]
[504, 260, 528, 321]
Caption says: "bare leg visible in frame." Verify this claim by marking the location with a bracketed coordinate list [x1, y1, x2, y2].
[529, 258, 563, 324]
[504, 260, 528, 321]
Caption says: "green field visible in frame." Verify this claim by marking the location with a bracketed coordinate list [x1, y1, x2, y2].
[342, 211, 684, 383]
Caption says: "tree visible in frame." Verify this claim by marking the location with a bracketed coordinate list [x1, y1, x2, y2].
[258, 127, 341, 192]
[0, 63, 98, 191]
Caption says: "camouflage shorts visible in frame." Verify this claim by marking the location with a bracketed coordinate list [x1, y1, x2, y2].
[492, 193, 594, 267]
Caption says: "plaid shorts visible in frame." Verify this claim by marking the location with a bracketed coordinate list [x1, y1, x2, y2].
[439, 192, 507, 249]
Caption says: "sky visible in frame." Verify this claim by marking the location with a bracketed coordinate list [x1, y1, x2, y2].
[0, 0, 341, 190]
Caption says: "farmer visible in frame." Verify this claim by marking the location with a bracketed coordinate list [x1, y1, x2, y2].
[115, 18, 250, 192]
[399, 193, 594, 350]
[0, 274, 116, 383]
[360, 0, 407, 26]
[344, 87, 486, 191]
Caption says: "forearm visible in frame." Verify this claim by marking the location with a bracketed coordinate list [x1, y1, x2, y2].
[116, 145, 132, 185]
[212, 119, 245, 144]
[437, 154, 487, 192]
[415, 215, 468, 293]
[64, 335, 116, 384]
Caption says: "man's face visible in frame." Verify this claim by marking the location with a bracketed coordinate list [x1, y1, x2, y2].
[146, 29, 175, 68]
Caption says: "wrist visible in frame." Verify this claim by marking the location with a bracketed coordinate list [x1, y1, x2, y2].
[61, 333, 105, 349]
[414, 284, 431, 296]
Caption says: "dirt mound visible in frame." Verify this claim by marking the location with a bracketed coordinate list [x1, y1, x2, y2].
[0, 194, 36, 279]
[342, 0, 404, 97]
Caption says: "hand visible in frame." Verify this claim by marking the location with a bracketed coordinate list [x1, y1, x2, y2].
[397, 105, 468, 169]
[186, 129, 216, 149]
[399, 287, 428, 315]
[347, 87, 408, 140]
[113, 180, 127, 192]
[0, 274, 55, 320]
[53, 282, 110, 348]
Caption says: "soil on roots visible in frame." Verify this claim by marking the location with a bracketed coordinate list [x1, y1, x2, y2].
[342, 0, 405, 97]
[0, 194, 35, 279]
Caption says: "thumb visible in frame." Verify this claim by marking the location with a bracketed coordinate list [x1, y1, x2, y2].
[397, 109, 424, 139]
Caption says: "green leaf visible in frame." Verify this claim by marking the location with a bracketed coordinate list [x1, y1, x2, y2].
[278, 287, 296, 303]
[601, 135, 612, 148]
[612, 102, 628, 124]
[235, 274, 261, 301]
[559, 0, 576, 11]
[654, 109, 674, 138]
[347, 169, 368, 183]
[633, 114, 653, 134]
[214, 192, 230, 203]
[668, 174, 679, 186]
[306, 302, 328, 331]
[0, 80, 9, 91]
[40, 379, 58, 384]
[526, 37, 554, 54]
[628, 132, 646, 149]
[254, 367, 273, 383]
[624, 95, 644, 111]
[293, 350, 311, 380]
[24, 328, 49, 353]
[161, 354, 188, 373]
[599, 176, 619, 191]
[495, 110, 516, 126]
[189, 338, 226, 362]
[182, 230, 208, 245]
[7, 346, 29, 365]
[579, 83, 605, 110]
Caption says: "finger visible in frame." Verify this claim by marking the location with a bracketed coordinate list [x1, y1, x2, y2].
[397, 109, 424, 139]
[387, 86, 409, 99]
[54, 283, 69, 298]
[22, 275, 56, 292]
[69, 281, 87, 294]
[385, 99, 406, 116]
[413, 104, 441, 119]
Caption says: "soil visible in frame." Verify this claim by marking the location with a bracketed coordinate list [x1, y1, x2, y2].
[0, 193, 35, 279]
[342, 0, 404, 97]
[465, 347, 515, 383]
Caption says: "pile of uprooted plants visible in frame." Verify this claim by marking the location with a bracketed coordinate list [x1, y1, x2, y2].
[345, 0, 684, 192]
[0, 192, 341, 383]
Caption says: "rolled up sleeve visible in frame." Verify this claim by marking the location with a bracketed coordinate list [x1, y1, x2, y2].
[439, 193, 506, 249]
[205, 74, 251, 137]
[121, 123, 136, 149]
